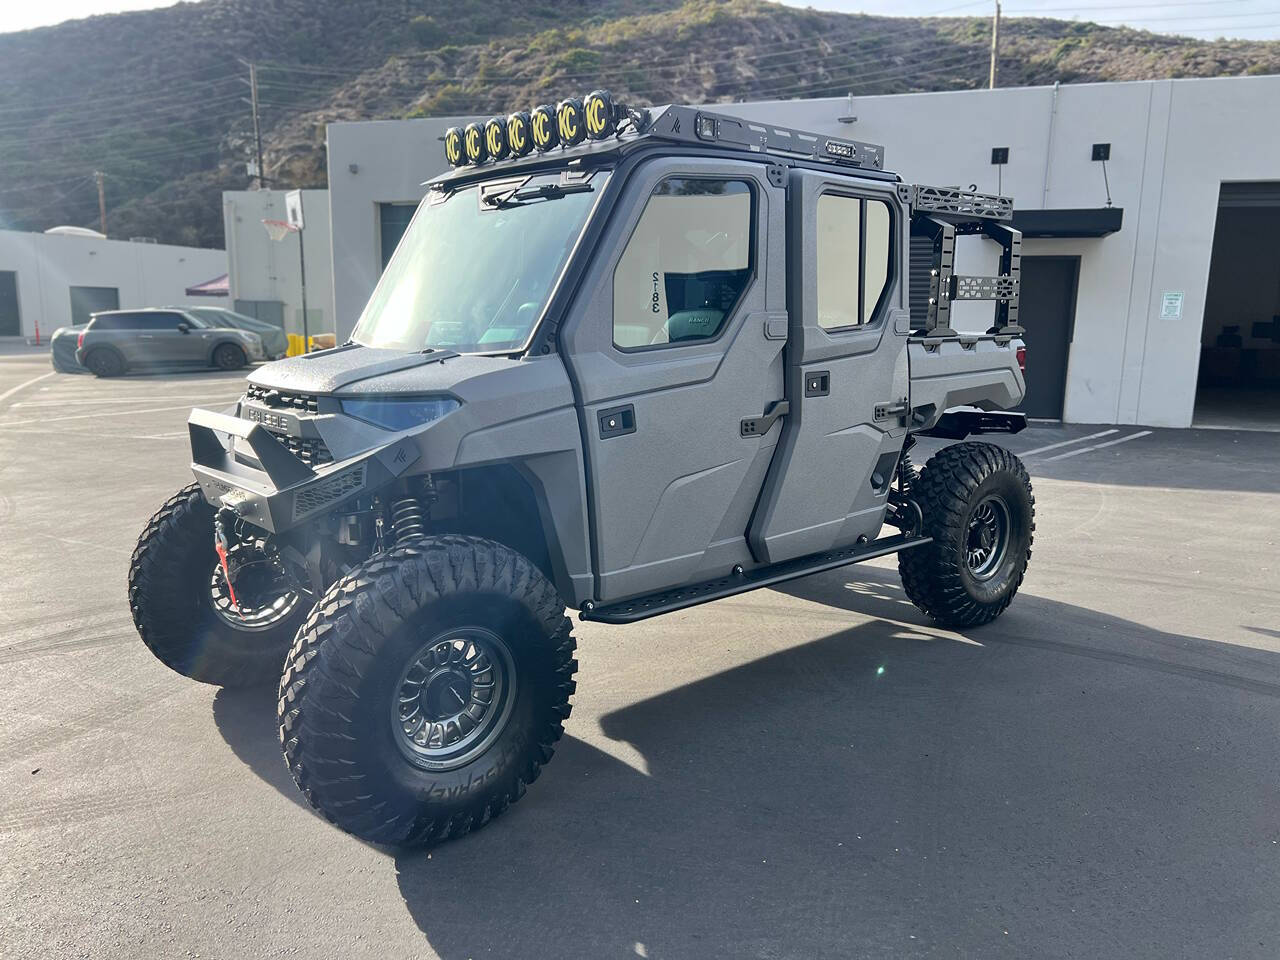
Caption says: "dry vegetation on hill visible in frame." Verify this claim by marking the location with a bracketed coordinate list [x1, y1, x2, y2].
[1, 0, 1275, 247]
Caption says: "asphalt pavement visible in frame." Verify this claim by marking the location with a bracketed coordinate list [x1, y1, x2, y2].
[2, 352, 1278, 960]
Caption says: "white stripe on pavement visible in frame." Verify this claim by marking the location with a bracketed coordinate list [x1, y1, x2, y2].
[1018, 429, 1118, 458]
[0, 402, 220, 429]
[0, 371, 55, 406]
[1044, 430, 1153, 461]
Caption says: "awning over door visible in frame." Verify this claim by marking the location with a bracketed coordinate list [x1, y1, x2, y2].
[1011, 208, 1123, 238]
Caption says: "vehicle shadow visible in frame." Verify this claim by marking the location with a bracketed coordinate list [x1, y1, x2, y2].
[212, 567, 1280, 960]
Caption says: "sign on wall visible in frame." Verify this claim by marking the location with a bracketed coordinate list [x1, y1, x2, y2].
[1160, 291, 1184, 320]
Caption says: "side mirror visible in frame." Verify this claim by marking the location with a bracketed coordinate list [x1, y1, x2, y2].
[176, 322, 190, 334]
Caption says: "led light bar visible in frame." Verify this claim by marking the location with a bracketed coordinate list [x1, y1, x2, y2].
[443, 91, 649, 166]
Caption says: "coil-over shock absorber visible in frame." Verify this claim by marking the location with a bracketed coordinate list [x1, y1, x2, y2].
[887, 438, 923, 535]
[389, 475, 437, 543]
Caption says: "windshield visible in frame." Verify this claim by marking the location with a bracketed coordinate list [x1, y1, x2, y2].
[351, 171, 606, 353]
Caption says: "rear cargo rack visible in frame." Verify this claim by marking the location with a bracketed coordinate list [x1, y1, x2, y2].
[900, 183, 1023, 342]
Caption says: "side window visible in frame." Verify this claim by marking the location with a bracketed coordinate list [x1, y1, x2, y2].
[613, 177, 753, 349]
[816, 194, 894, 330]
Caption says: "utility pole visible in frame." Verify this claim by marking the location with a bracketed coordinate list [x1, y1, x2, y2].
[93, 170, 107, 236]
[249, 62, 265, 188]
[238, 59, 266, 188]
[989, 0, 1001, 90]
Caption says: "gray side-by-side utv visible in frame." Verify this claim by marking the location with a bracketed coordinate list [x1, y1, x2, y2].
[129, 94, 1033, 847]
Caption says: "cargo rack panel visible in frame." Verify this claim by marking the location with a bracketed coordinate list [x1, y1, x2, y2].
[900, 183, 1023, 341]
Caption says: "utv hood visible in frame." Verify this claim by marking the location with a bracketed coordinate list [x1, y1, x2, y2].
[246, 344, 460, 395]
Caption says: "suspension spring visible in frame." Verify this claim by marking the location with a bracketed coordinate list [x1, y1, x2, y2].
[390, 497, 428, 542]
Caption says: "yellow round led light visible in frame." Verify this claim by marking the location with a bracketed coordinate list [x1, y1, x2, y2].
[444, 126, 465, 166]
[584, 89, 617, 140]
[506, 110, 532, 157]
[464, 121, 488, 164]
[484, 116, 510, 161]
[556, 97, 586, 147]
[531, 104, 559, 152]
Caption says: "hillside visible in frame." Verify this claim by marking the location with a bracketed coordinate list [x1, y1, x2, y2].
[1, 0, 1277, 248]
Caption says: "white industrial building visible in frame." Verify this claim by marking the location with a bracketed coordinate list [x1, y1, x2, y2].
[0, 228, 227, 340]
[222, 188, 334, 350]
[322, 75, 1280, 430]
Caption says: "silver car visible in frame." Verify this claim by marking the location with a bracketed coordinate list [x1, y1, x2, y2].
[74, 308, 266, 377]
[182, 307, 289, 361]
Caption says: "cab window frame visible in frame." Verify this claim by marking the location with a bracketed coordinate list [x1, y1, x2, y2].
[814, 189, 897, 335]
[611, 173, 759, 354]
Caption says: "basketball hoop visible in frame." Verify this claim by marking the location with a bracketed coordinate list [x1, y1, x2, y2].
[262, 218, 297, 242]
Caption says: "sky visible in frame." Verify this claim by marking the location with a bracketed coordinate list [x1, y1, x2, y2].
[0, 0, 1277, 39]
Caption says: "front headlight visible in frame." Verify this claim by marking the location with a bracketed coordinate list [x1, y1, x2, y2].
[340, 395, 460, 431]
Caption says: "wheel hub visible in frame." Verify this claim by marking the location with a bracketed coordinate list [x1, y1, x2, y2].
[208, 541, 301, 631]
[966, 495, 1011, 581]
[393, 628, 517, 771]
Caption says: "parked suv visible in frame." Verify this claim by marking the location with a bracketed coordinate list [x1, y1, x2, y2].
[74, 308, 266, 377]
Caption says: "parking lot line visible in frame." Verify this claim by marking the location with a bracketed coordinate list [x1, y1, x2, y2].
[13, 394, 245, 407]
[0, 371, 55, 406]
[0, 400, 240, 429]
[1044, 430, 1153, 461]
[1019, 429, 1118, 458]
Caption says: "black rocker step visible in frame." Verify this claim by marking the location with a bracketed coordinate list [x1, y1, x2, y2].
[580, 532, 932, 625]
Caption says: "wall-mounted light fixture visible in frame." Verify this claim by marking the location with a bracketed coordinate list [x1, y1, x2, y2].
[1091, 142, 1113, 208]
[991, 146, 1009, 194]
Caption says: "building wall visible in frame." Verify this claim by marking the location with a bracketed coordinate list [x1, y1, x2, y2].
[222, 189, 334, 343]
[324, 76, 1280, 428]
[0, 229, 227, 339]
[326, 116, 477, 340]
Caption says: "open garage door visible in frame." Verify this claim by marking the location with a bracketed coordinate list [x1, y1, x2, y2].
[1196, 182, 1280, 431]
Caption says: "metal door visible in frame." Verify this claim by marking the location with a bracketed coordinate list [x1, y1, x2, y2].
[1017, 257, 1078, 419]
[748, 170, 910, 564]
[562, 157, 787, 603]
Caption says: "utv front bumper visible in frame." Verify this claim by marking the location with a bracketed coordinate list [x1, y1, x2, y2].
[188, 407, 420, 533]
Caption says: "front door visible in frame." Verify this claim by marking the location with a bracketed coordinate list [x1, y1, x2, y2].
[563, 157, 787, 603]
[749, 170, 910, 564]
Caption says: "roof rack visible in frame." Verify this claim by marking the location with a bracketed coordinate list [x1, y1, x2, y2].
[644, 104, 886, 171]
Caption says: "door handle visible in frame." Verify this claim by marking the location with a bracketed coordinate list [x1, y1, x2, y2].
[740, 400, 789, 437]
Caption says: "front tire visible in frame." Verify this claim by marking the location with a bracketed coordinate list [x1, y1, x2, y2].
[128, 483, 308, 686]
[212, 343, 246, 370]
[899, 441, 1035, 628]
[277, 536, 577, 847]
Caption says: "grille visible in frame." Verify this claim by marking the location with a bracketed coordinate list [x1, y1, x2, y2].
[246, 384, 319, 413]
[278, 433, 333, 467]
[293, 465, 366, 521]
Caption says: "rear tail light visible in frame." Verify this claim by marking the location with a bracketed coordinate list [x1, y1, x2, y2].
[1016, 346, 1026, 374]
[77, 331, 85, 349]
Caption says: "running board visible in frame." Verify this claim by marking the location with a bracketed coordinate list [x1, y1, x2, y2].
[580, 533, 932, 625]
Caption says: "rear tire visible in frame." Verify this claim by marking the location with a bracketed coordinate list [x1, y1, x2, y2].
[84, 348, 125, 378]
[277, 536, 577, 847]
[899, 441, 1034, 628]
[212, 343, 246, 370]
[128, 483, 307, 686]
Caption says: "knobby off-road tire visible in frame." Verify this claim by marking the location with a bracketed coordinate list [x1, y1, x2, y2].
[278, 536, 577, 847]
[899, 441, 1035, 628]
[128, 483, 307, 686]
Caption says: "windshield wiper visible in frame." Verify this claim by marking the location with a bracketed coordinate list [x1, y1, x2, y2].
[485, 182, 594, 209]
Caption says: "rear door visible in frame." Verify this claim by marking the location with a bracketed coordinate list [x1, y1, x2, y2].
[748, 170, 910, 564]
[563, 156, 787, 603]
